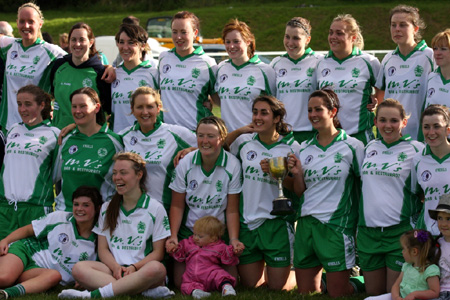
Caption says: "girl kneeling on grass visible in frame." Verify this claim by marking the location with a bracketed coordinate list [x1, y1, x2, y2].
[170, 216, 239, 298]
[365, 229, 440, 300]
[58, 152, 173, 299]
[0, 186, 102, 298]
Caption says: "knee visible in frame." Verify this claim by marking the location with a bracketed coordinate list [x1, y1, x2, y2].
[72, 261, 88, 283]
[48, 270, 62, 286]
[140, 261, 166, 281]
[0, 272, 16, 288]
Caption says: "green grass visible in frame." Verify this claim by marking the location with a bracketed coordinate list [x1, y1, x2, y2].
[0, 0, 449, 51]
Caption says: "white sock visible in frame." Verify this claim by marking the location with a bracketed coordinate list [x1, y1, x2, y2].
[99, 283, 114, 298]
[58, 289, 91, 299]
[192, 289, 211, 299]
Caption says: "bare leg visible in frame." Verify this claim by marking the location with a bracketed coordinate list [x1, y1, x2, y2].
[326, 269, 354, 298]
[172, 260, 185, 289]
[72, 261, 115, 290]
[364, 268, 387, 295]
[386, 268, 401, 293]
[17, 268, 61, 294]
[266, 265, 291, 290]
[223, 265, 238, 283]
[283, 269, 297, 291]
[238, 261, 265, 288]
[0, 254, 24, 288]
[295, 266, 322, 294]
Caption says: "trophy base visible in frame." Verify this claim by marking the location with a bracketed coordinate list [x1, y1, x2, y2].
[270, 198, 295, 216]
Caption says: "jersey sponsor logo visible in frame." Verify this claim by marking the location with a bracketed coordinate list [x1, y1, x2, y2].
[321, 68, 330, 77]
[69, 145, 78, 154]
[247, 75, 256, 86]
[130, 136, 138, 145]
[397, 152, 407, 162]
[304, 155, 313, 165]
[98, 148, 108, 157]
[421, 170, 432, 182]
[189, 180, 198, 190]
[162, 64, 171, 74]
[334, 152, 343, 163]
[79, 252, 89, 261]
[388, 66, 396, 76]
[414, 65, 424, 77]
[10, 51, 18, 60]
[246, 150, 257, 161]
[82, 78, 93, 87]
[39, 136, 48, 145]
[427, 88, 435, 98]
[306, 67, 314, 77]
[157, 139, 166, 149]
[10, 133, 20, 139]
[112, 79, 120, 88]
[191, 67, 200, 78]
[351, 67, 360, 78]
[219, 74, 228, 83]
[138, 79, 147, 87]
[216, 180, 223, 192]
[137, 221, 146, 234]
[33, 55, 40, 65]
[367, 150, 377, 158]
[278, 69, 287, 77]
[58, 233, 70, 244]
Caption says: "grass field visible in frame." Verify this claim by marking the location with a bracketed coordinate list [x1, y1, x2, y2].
[0, 0, 449, 52]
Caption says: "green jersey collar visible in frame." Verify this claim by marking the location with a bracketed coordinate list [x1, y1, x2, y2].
[132, 120, 162, 136]
[22, 119, 52, 130]
[70, 215, 96, 241]
[254, 131, 295, 150]
[326, 47, 361, 64]
[380, 134, 411, 148]
[393, 40, 427, 60]
[170, 45, 205, 61]
[424, 144, 450, 164]
[229, 54, 261, 70]
[309, 129, 347, 151]
[192, 147, 227, 168]
[74, 123, 109, 136]
[282, 48, 313, 63]
[120, 192, 150, 216]
[120, 60, 151, 75]
[437, 67, 450, 85]
[18, 37, 44, 51]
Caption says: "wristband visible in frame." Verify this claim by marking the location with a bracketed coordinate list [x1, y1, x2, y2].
[130, 264, 137, 271]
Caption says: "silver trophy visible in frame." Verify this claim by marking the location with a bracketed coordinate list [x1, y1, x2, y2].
[267, 156, 295, 216]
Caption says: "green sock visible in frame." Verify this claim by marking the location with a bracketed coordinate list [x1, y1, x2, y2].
[4, 284, 26, 298]
[90, 289, 101, 298]
[349, 276, 365, 293]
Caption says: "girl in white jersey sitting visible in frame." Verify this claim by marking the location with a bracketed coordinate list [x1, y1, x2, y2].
[111, 24, 158, 133]
[0, 2, 66, 133]
[0, 85, 60, 240]
[120, 87, 196, 213]
[58, 152, 174, 299]
[287, 89, 364, 297]
[316, 14, 382, 145]
[166, 116, 244, 288]
[413, 105, 450, 236]
[0, 186, 102, 298]
[228, 95, 301, 290]
[358, 99, 424, 295]
[214, 19, 276, 132]
[376, 5, 434, 140]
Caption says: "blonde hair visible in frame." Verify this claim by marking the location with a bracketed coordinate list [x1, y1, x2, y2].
[332, 14, 364, 50]
[432, 29, 450, 49]
[193, 216, 225, 240]
[130, 86, 164, 111]
[18, 2, 43, 40]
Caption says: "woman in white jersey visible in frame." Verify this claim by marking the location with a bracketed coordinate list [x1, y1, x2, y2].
[0, 85, 60, 240]
[120, 87, 196, 213]
[59, 152, 174, 299]
[165, 116, 243, 288]
[288, 89, 364, 297]
[316, 14, 381, 145]
[376, 5, 433, 140]
[270, 17, 322, 144]
[53, 88, 123, 212]
[413, 105, 450, 236]
[111, 24, 158, 133]
[229, 95, 300, 290]
[0, 2, 66, 133]
[214, 19, 276, 131]
[50, 22, 111, 130]
[158, 11, 217, 131]
[358, 99, 424, 295]
[0, 186, 102, 298]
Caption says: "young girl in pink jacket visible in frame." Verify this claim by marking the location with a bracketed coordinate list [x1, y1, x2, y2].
[169, 216, 242, 298]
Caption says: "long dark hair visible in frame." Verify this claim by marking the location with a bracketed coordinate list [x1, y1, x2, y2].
[69, 22, 98, 58]
[308, 89, 341, 129]
[72, 185, 103, 227]
[70, 87, 106, 125]
[252, 95, 291, 136]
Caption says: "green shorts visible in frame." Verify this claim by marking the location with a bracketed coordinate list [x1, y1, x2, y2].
[8, 239, 40, 272]
[357, 222, 411, 272]
[293, 216, 356, 272]
[0, 202, 52, 240]
[350, 129, 374, 146]
[239, 218, 294, 267]
[293, 131, 316, 145]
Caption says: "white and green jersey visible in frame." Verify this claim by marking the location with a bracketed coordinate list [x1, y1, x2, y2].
[111, 61, 158, 133]
[230, 133, 301, 230]
[94, 193, 171, 265]
[26, 211, 97, 285]
[169, 148, 242, 231]
[0, 120, 60, 208]
[215, 55, 276, 131]
[120, 121, 196, 212]
[360, 136, 424, 227]
[299, 130, 364, 233]
[270, 48, 322, 132]
[158, 46, 217, 130]
[53, 124, 123, 212]
[424, 68, 450, 108]
[376, 41, 434, 139]
[0, 37, 66, 131]
[412, 145, 450, 236]
[316, 48, 380, 135]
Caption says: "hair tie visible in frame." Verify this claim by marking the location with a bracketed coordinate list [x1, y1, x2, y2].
[436, 243, 440, 248]
[414, 230, 429, 243]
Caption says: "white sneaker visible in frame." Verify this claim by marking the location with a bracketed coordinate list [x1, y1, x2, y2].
[142, 286, 175, 298]
[58, 289, 91, 299]
[192, 289, 211, 299]
[0, 290, 8, 300]
[221, 284, 236, 297]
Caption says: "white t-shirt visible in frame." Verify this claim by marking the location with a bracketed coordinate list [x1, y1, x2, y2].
[438, 237, 450, 291]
